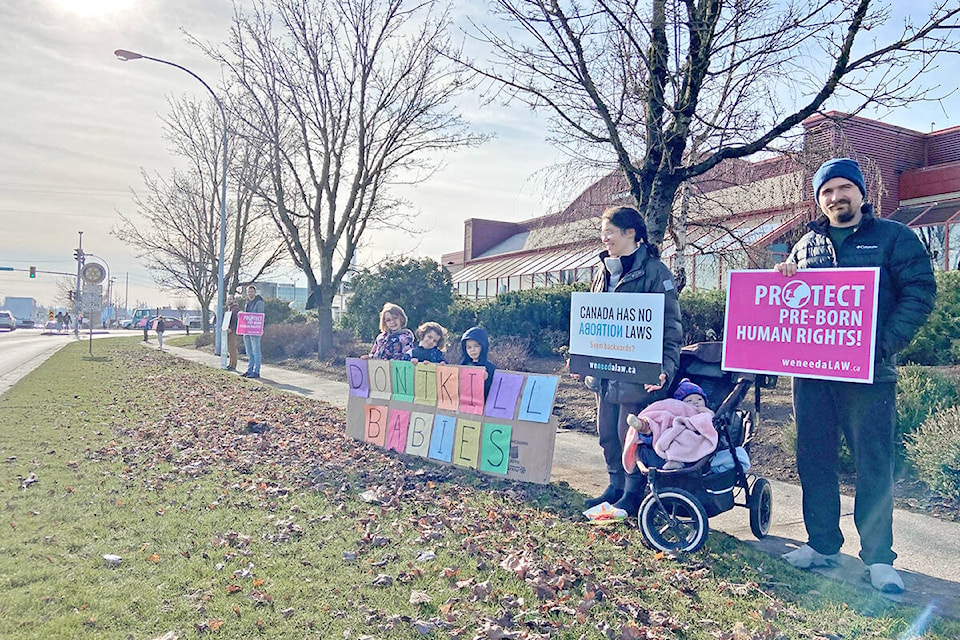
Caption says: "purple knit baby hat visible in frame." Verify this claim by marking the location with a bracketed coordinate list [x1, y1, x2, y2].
[673, 378, 707, 402]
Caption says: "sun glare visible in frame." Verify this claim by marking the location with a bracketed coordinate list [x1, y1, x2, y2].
[52, 0, 135, 18]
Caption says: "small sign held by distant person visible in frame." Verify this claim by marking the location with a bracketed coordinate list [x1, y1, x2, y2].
[567, 291, 665, 384]
[722, 268, 879, 383]
[237, 312, 265, 336]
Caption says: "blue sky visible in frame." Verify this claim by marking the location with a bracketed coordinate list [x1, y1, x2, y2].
[0, 0, 957, 310]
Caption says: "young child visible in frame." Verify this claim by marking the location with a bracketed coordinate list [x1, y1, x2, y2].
[459, 326, 497, 397]
[622, 378, 718, 472]
[411, 321, 447, 364]
[364, 302, 415, 361]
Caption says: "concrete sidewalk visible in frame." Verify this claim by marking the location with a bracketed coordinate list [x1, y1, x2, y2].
[162, 343, 960, 616]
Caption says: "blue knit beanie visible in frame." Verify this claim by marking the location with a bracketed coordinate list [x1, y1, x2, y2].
[813, 158, 866, 198]
[673, 378, 707, 403]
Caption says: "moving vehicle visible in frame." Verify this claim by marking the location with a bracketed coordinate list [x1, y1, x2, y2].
[3, 297, 36, 325]
[0, 310, 17, 331]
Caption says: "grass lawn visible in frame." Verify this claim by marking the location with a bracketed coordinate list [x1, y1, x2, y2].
[0, 338, 954, 639]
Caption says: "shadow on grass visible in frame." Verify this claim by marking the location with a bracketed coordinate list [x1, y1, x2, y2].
[81, 356, 112, 363]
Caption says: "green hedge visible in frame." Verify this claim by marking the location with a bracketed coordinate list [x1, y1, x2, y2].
[900, 270, 960, 365]
[446, 285, 588, 357]
[906, 406, 960, 500]
[678, 288, 727, 344]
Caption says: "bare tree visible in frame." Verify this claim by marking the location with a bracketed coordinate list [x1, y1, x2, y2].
[467, 0, 960, 265]
[204, 0, 484, 357]
[114, 97, 283, 332]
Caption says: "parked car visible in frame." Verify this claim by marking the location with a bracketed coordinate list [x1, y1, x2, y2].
[0, 311, 17, 331]
[187, 314, 216, 329]
[17, 319, 36, 329]
[150, 316, 185, 330]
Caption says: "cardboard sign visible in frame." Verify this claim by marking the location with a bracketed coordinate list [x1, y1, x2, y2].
[346, 359, 559, 484]
[237, 312, 265, 336]
[568, 291, 665, 384]
[722, 268, 879, 383]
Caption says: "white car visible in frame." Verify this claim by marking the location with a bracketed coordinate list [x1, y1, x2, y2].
[0, 310, 17, 331]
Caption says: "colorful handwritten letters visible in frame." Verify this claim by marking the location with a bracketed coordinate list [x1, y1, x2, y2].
[345, 358, 558, 484]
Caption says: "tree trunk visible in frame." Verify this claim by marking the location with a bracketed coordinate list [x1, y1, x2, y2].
[315, 284, 335, 358]
[200, 302, 212, 333]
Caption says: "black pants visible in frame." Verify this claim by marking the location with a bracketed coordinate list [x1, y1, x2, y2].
[597, 399, 647, 498]
[793, 377, 897, 565]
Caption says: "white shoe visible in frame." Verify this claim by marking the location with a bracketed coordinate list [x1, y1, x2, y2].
[782, 544, 841, 569]
[866, 563, 904, 594]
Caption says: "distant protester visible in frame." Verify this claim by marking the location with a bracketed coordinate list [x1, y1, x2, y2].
[365, 303, 415, 361]
[226, 296, 240, 371]
[154, 310, 165, 350]
[241, 285, 265, 379]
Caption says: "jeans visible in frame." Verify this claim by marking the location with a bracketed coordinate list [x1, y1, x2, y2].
[596, 397, 647, 498]
[243, 334, 262, 375]
[157, 331, 164, 349]
[793, 377, 897, 565]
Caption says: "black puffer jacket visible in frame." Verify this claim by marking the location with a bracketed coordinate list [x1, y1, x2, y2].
[787, 204, 936, 382]
[586, 244, 683, 404]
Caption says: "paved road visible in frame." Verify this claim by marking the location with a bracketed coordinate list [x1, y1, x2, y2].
[3, 337, 957, 617]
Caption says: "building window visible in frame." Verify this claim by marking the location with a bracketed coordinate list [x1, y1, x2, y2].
[949, 223, 960, 270]
[467, 281, 476, 298]
[509, 275, 520, 291]
[533, 273, 546, 287]
[521, 274, 533, 289]
[477, 279, 488, 298]
[575, 267, 592, 283]
[914, 225, 946, 270]
[560, 269, 575, 285]
[695, 254, 722, 290]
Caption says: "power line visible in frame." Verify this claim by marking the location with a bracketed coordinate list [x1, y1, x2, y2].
[0, 181, 131, 197]
[0, 208, 122, 219]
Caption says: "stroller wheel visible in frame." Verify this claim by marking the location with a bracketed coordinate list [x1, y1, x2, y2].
[748, 477, 773, 539]
[638, 488, 708, 554]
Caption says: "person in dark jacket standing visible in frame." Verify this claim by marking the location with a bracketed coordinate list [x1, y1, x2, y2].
[226, 296, 240, 371]
[154, 310, 165, 351]
[242, 285, 265, 379]
[582, 205, 683, 517]
[775, 158, 936, 594]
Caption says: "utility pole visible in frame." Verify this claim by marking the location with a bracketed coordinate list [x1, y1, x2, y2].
[74, 231, 83, 338]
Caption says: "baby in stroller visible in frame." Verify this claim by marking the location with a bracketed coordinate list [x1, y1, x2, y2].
[621, 378, 718, 473]
[606, 342, 772, 553]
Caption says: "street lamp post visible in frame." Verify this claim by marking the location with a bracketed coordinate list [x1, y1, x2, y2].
[74, 230, 83, 338]
[114, 49, 228, 359]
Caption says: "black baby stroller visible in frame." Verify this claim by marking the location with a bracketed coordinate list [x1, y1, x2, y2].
[635, 342, 776, 553]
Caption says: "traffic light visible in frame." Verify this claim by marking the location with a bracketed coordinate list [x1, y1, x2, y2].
[29, 266, 36, 278]
[74, 249, 84, 264]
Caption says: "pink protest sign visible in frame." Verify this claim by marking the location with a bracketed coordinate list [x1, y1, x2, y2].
[722, 268, 879, 383]
[237, 312, 265, 336]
